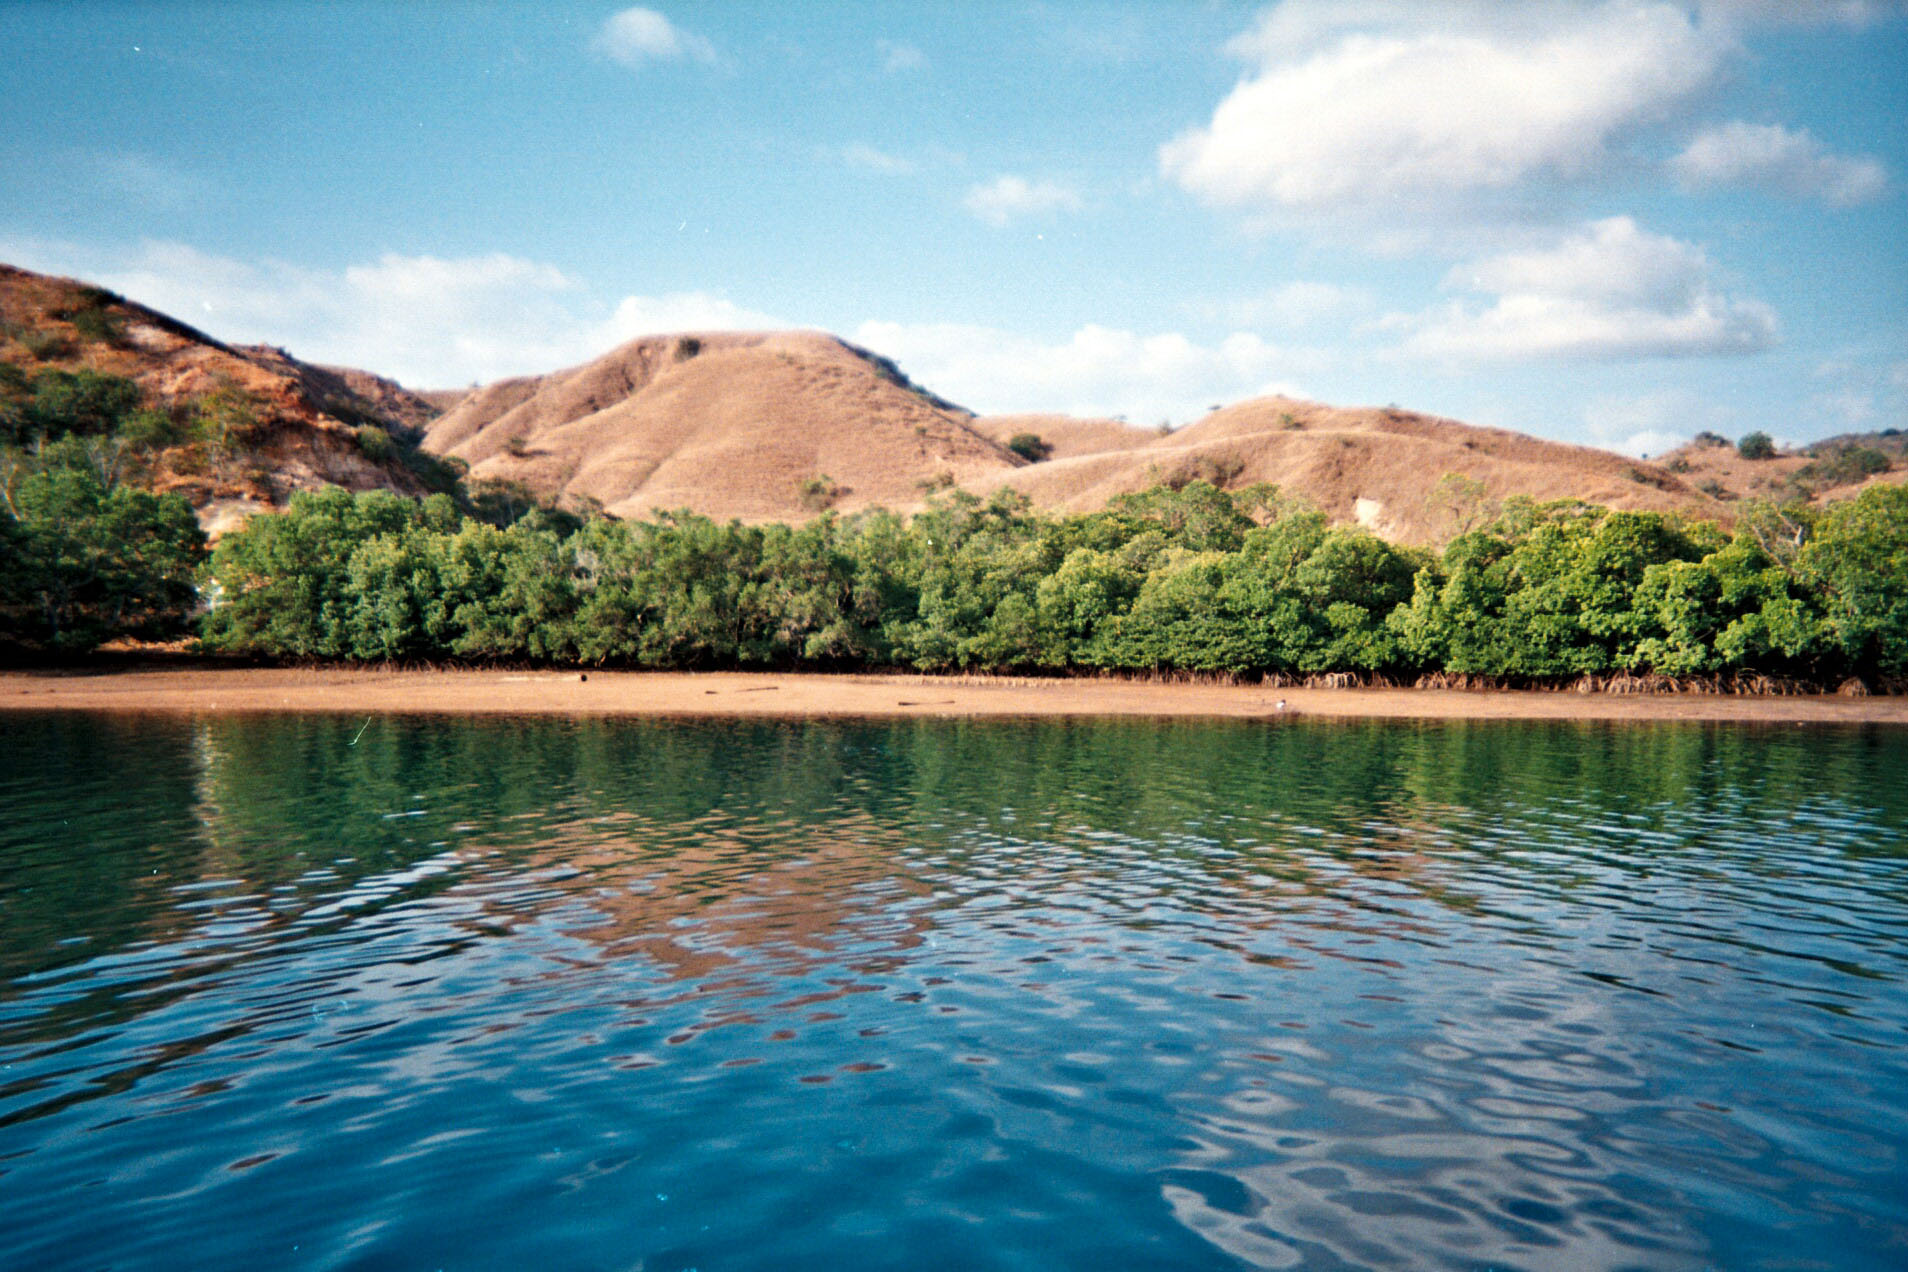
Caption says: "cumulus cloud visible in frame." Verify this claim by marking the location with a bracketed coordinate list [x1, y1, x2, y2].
[601, 292, 785, 341]
[1400, 217, 1778, 360]
[595, 7, 715, 69]
[1163, 2, 1725, 215]
[1672, 121, 1886, 203]
[962, 176, 1083, 226]
[0, 237, 782, 386]
[853, 320, 1305, 423]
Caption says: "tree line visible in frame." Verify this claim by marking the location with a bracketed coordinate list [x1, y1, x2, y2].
[184, 479, 1905, 686]
[4, 364, 1904, 685]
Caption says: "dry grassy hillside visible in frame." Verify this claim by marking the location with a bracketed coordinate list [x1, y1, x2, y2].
[1652, 431, 1907, 507]
[1, 264, 443, 531]
[423, 331, 1024, 521]
[971, 396, 1725, 544]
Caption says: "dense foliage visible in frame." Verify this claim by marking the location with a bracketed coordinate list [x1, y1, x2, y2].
[0, 438, 205, 651]
[188, 480, 1908, 686]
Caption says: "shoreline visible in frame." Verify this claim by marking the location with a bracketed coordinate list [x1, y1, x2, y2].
[2, 666, 1903, 724]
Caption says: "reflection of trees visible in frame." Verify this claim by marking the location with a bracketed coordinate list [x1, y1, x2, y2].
[5, 713, 1901, 1079]
[0, 714, 204, 981]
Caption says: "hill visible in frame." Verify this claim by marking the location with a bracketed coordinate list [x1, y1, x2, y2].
[967, 396, 1726, 544]
[1651, 429, 1907, 510]
[0, 264, 451, 534]
[422, 330, 1022, 521]
[12, 261, 1896, 542]
[422, 329, 1753, 540]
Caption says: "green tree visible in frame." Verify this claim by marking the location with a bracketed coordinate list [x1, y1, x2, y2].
[200, 488, 428, 656]
[1796, 484, 1908, 678]
[0, 458, 204, 651]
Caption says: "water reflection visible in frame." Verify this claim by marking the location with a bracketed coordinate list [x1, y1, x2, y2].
[1, 714, 1904, 1270]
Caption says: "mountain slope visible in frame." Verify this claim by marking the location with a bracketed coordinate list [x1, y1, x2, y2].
[1, 264, 447, 531]
[968, 396, 1724, 544]
[423, 330, 1023, 520]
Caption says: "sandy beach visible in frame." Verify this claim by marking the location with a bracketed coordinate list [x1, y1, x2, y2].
[1, 666, 1901, 724]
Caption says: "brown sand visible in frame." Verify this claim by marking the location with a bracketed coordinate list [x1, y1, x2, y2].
[2, 667, 1900, 725]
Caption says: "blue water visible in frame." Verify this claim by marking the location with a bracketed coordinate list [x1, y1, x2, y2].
[1, 714, 1905, 1270]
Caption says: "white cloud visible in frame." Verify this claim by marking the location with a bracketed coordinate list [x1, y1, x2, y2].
[1671, 121, 1886, 204]
[835, 143, 918, 176]
[601, 292, 784, 340]
[595, 7, 715, 69]
[962, 176, 1083, 226]
[876, 39, 924, 73]
[0, 237, 783, 386]
[1164, 2, 1726, 215]
[853, 320, 1305, 423]
[1400, 217, 1778, 360]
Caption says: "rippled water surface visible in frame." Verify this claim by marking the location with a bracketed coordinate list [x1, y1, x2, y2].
[2, 714, 1905, 1270]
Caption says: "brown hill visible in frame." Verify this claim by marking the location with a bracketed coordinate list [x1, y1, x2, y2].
[16, 261, 1887, 543]
[422, 330, 1023, 521]
[1652, 430, 1907, 508]
[968, 396, 1725, 544]
[0, 263, 445, 533]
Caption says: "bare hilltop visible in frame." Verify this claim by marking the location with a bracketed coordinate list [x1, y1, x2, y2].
[425, 324, 1902, 543]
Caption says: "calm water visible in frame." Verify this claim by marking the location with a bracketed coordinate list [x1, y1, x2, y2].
[1, 714, 1905, 1271]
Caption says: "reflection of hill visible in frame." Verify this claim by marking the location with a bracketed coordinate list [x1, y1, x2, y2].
[482, 810, 934, 991]
[5, 713, 1899, 1069]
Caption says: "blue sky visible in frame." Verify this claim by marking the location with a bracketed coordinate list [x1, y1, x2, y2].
[3, 1, 1903, 454]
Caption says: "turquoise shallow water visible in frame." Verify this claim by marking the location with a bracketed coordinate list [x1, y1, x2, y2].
[1, 714, 1905, 1270]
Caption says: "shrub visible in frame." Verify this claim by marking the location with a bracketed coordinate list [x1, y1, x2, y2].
[1794, 445, 1889, 492]
[26, 369, 143, 440]
[674, 336, 702, 361]
[118, 408, 180, 450]
[1006, 432, 1051, 462]
[18, 329, 71, 360]
[355, 424, 396, 463]
[799, 474, 843, 513]
[190, 382, 263, 457]
[503, 435, 531, 458]
[69, 306, 122, 345]
[1738, 431, 1777, 460]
